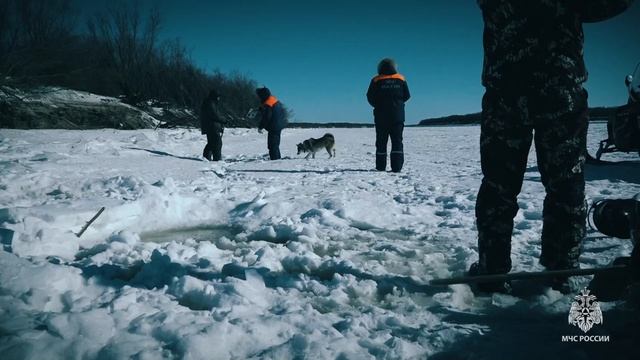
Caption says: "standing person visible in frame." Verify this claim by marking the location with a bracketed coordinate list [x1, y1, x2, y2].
[470, 0, 634, 293]
[256, 87, 287, 160]
[366, 58, 410, 172]
[200, 89, 225, 161]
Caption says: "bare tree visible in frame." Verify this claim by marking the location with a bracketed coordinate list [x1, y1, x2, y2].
[16, 0, 75, 48]
[0, 0, 17, 78]
[91, 0, 160, 104]
[0, 0, 77, 81]
[2, 0, 274, 129]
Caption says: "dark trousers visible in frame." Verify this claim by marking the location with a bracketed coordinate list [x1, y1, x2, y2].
[203, 132, 222, 161]
[267, 130, 281, 160]
[476, 89, 588, 273]
[375, 122, 404, 172]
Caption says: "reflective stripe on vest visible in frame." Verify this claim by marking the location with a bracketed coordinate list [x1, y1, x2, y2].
[373, 73, 406, 83]
[264, 96, 278, 107]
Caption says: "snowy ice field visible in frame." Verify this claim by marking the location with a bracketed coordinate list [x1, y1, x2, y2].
[0, 124, 639, 359]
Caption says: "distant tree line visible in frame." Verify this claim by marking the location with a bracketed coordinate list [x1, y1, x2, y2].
[418, 106, 622, 126]
[0, 0, 274, 127]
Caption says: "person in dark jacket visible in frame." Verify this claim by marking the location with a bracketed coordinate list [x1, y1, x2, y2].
[200, 89, 225, 161]
[256, 87, 287, 160]
[470, 0, 634, 294]
[366, 58, 410, 172]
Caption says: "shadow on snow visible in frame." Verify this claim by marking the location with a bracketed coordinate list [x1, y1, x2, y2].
[232, 169, 378, 175]
[126, 147, 203, 162]
[430, 298, 639, 360]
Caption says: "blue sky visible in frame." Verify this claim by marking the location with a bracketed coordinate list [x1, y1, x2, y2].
[82, 1, 640, 123]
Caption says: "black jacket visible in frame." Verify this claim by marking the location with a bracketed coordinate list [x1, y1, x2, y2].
[258, 96, 287, 132]
[200, 97, 225, 134]
[367, 72, 411, 124]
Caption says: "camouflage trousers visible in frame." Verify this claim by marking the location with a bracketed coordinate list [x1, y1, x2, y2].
[476, 88, 589, 273]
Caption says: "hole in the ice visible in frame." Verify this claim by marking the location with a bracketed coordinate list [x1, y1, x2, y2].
[140, 225, 243, 243]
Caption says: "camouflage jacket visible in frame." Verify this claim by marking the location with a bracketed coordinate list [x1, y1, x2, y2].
[478, 0, 634, 91]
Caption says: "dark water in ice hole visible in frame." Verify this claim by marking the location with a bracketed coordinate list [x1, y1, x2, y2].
[141, 225, 242, 243]
[140, 224, 417, 244]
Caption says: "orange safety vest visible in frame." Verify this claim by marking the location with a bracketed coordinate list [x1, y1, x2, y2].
[263, 96, 278, 107]
[373, 73, 406, 83]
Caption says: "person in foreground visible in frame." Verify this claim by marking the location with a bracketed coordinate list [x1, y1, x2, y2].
[470, 0, 635, 294]
[366, 58, 410, 173]
[256, 87, 287, 160]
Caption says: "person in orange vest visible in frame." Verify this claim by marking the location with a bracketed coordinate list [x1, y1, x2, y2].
[366, 58, 411, 172]
[256, 87, 287, 160]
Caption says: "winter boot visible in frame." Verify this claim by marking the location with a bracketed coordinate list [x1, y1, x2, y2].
[376, 153, 387, 171]
[548, 276, 573, 294]
[390, 151, 404, 173]
[541, 261, 578, 294]
[203, 144, 213, 161]
[467, 262, 512, 294]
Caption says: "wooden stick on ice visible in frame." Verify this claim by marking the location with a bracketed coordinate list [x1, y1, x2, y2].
[75, 207, 105, 238]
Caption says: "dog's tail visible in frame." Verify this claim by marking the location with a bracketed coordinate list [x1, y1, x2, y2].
[324, 133, 334, 139]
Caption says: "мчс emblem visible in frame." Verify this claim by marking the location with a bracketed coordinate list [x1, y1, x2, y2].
[568, 288, 603, 333]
